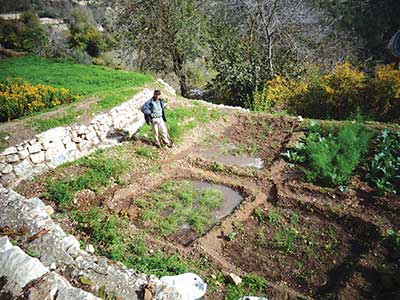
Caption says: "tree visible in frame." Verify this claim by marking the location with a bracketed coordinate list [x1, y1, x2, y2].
[208, 0, 358, 106]
[98, 0, 208, 96]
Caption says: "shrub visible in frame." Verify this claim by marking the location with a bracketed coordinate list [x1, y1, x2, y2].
[67, 9, 108, 58]
[0, 11, 46, 52]
[368, 64, 400, 122]
[283, 122, 372, 188]
[366, 129, 400, 195]
[254, 62, 400, 123]
[0, 77, 77, 121]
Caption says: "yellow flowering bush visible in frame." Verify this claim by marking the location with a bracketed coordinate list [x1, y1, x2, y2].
[254, 62, 400, 122]
[369, 64, 400, 122]
[0, 78, 77, 122]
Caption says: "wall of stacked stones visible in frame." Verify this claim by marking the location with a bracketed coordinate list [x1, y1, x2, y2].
[0, 88, 153, 187]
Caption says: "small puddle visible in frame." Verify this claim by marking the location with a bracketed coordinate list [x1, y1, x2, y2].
[200, 144, 264, 169]
[173, 180, 243, 246]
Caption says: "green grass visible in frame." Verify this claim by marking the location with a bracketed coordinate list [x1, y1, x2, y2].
[71, 207, 193, 277]
[44, 149, 128, 209]
[138, 103, 223, 143]
[224, 274, 268, 300]
[134, 180, 223, 235]
[0, 56, 152, 95]
[0, 56, 153, 128]
[29, 110, 76, 131]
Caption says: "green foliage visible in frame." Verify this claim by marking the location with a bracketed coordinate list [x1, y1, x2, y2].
[0, 56, 152, 96]
[275, 213, 299, 253]
[30, 111, 76, 131]
[225, 274, 268, 300]
[68, 9, 108, 57]
[135, 180, 223, 235]
[366, 129, 400, 195]
[71, 207, 191, 277]
[386, 228, 400, 251]
[254, 63, 400, 123]
[135, 145, 159, 160]
[0, 11, 46, 51]
[210, 24, 270, 107]
[138, 104, 223, 143]
[283, 122, 372, 188]
[44, 150, 127, 208]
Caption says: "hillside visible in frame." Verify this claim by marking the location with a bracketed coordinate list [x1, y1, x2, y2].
[0, 62, 398, 299]
[0, 56, 153, 150]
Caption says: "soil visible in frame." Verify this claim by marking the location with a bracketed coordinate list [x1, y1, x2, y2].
[17, 103, 400, 300]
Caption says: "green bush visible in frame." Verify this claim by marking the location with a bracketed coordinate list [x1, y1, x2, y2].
[283, 122, 372, 188]
[0, 11, 46, 52]
[366, 129, 400, 195]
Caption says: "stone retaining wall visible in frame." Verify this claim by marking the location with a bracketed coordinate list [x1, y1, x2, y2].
[0, 187, 181, 300]
[0, 88, 153, 188]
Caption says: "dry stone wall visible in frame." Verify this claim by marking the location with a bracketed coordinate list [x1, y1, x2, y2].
[0, 88, 153, 188]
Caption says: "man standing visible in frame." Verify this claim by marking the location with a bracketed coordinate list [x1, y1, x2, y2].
[141, 90, 172, 148]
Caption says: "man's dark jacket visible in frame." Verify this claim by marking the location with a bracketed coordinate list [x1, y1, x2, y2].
[141, 97, 167, 125]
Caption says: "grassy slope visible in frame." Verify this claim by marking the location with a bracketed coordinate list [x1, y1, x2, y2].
[0, 56, 153, 134]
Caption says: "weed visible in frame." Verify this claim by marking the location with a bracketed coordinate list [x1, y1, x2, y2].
[233, 220, 245, 233]
[135, 145, 158, 160]
[136, 181, 223, 235]
[227, 231, 237, 241]
[268, 208, 282, 226]
[386, 228, 400, 251]
[30, 110, 76, 131]
[255, 208, 267, 223]
[44, 149, 128, 208]
[225, 274, 268, 300]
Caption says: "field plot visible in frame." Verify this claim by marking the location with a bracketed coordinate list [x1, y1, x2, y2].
[17, 99, 400, 300]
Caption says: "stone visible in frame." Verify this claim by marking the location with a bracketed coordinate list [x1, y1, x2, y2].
[0, 154, 5, 163]
[30, 152, 45, 164]
[62, 135, 72, 145]
[85, 130, 97, 141]
[72, 137, 82, 143]
[29, 138, 38, 145]
[159, 273, 206, 300]
[0, 163, 5, 172]
[18, 149, 29, 160]
[13, 159, 33, 177]
[38, 127, 68, 142]
[6, 154, 19, 163]
[85, 244, 95, 254]
[50, 263, 57, 270]
[2, 146, 18, 156]
[0, 236, 48, 295]
[2, 164, 13, 174]
[0, 172, 16, 187]
[78, 140, 92, 150]
[45, 205, 54, 216]
[65, 142, 77, 151]
[28, 143, 42, 154]
[228, 273, 242, 285]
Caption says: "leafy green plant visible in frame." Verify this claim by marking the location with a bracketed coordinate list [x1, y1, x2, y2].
[137, 181, 223, 235]
[366, 129, 400, 195]
[283, 121, 372, 188]
[275, 213, 299, 253]
[386, 228, 400, 251]
[225, 274, 268, 300]
[44, 149, 128, 208]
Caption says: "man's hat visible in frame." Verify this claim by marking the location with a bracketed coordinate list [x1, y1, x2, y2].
[154, 90, 161, 95]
